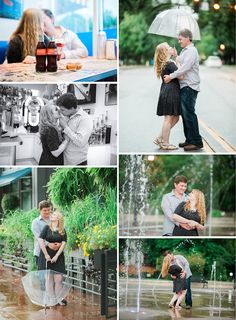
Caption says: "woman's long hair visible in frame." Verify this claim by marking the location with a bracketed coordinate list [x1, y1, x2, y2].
[39, 103, 62, 142]
[161, 256, 171, 278]
[49, 210, 65, 236]
[154, 42, 169, 78]
[10, 8, 43, 59]
[184, 189, 206, 225]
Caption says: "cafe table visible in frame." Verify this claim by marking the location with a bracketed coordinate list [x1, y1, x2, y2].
[0, 57, 117, 82]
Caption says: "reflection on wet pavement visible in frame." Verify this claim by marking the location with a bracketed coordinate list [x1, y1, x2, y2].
[0, 264, 116, 320]
[119, 286, 235, 319]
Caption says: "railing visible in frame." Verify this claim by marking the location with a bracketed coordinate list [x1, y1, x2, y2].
[1, 251, 117, 318]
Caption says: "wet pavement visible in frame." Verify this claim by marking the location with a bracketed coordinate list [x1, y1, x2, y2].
[119, 280, 236, 320]
[0, 264, 116, 320]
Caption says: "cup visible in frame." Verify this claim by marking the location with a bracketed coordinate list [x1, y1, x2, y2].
[55, 39, 65, 60]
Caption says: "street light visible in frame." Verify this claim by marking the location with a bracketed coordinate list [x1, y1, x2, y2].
[220, 44, 225, 50]
[213, 1, 220, 10]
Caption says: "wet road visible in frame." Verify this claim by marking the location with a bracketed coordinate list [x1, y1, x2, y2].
[119, 65, 236, 153]
[0, 263, 115, 320]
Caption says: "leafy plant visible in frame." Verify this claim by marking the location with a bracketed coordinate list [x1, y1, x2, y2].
[77, 224, 117, 257]
[1, 193, 20, 215]
[47, 168, 117, 209]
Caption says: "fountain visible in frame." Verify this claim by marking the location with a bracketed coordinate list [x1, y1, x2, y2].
[120, 239, 235, 320]
[119, 155, 148, 235]
[119, 155, 236, 237]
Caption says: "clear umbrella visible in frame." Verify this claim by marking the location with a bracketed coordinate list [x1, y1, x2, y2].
[22, 268, 71, 315]
[148, 8, 201, 41]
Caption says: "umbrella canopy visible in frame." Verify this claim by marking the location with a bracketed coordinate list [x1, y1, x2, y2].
[148, 8, 201, 41]
[22, 270, 71, 308]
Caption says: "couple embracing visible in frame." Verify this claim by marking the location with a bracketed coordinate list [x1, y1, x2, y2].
[161, 175, 206, 236]
[153, 29, 203, 151]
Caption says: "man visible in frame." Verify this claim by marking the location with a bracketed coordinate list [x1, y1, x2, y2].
[161, 175, 196, 236]
[31, 200, 60, 267]
[164, 250, 192, 309]
[42, 9, 88, 59]
[164, 29, 203, 151]
[57, 93, 93, 165]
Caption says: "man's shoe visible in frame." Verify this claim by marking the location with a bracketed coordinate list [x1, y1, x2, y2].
[179, 141, 188, 148]
[185, 305, 192, 309]
[184, 144, 203, 151]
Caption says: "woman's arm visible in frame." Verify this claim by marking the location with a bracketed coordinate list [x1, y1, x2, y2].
[51, 139, 69, 158]
[173, 213, 204, 230]
[38, 238, 51, 261]
[51, 241, 66, 263]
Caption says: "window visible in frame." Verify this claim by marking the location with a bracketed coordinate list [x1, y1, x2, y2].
[103, 0, 117, 30]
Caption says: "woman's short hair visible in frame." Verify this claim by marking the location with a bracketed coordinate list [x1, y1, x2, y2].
[56, 93, 78, 110]
[178, 29, 193, 41]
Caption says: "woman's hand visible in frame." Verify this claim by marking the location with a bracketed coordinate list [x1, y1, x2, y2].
[51, 255, 58, 263]
[23, 55, 36, 64]
[45, 254, 51, 262]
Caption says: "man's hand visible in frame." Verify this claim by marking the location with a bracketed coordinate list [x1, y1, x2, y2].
[172, 48, 178, 58]
[163, 75, 171, 84]
[179, 223, 192, 230]
[48, 242, 62, 251]
[180, 271, 186, 279]
[171, 275, 177, 279]
[59, 115, 68, 129]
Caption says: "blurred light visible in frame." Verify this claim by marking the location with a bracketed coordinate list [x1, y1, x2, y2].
[234, 4, 236, 10]
[213, 3, 220, 10]
[229, 272, 233, 276]
[147, 155, 155, 161]
[220, 44, 225, 50]
[193, 0, 200, 2]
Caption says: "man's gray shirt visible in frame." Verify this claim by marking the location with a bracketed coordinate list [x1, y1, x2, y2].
[31, 216, 50, 257]
[170, 43, 200, 92]
[161, 190, 187, 236]
[174, 255, 192, 279]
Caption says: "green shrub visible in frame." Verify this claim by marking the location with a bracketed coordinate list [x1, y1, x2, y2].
[211, 209, 223, 217]
[1, 193, 20, 214]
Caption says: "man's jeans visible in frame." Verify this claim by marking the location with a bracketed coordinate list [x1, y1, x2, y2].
[185, 276, 192, 307]
[180, 86, 203, 146]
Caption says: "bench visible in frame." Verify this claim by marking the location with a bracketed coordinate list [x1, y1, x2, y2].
[191, 276, 208, 288]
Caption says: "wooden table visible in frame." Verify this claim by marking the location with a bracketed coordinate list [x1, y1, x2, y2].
[0, 57, 117, 82]
[0, 136, 23, 165]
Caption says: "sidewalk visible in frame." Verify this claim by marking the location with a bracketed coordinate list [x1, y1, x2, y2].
[120, 65, 236, 153]
[0, 263, 109, 320]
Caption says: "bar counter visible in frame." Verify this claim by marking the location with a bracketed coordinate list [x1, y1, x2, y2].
[0, 57, 117, 82]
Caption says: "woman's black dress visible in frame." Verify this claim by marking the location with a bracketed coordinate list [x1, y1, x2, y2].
[173, 201, 201, 236]
[38, 225, 67, 274]
[39, 126, 64, 165]
[169, 264, 187, 293]
[7, 35, 24, 63]
[156, 61, 181, 116]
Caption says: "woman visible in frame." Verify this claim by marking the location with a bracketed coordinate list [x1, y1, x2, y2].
[153, 43, 183, 150]
[38, 210, 67, 306]
[161, 256, 187, 309]
[7, 8, 44, 63]
[173, 189, 206, 236]
[39, 102, 68, 165]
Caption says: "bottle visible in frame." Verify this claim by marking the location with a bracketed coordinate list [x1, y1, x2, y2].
[35, 35, 47, 73]
[97, 30, 107, 59]
[47, 36, 57, 72]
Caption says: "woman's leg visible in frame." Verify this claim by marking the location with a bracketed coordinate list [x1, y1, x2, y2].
[175, 290, 187, 308]
[169, 293, 179, 307]
[54, 273, 63, 297]
[162, 116, 173, 144]
[170, 116, 179, 128]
